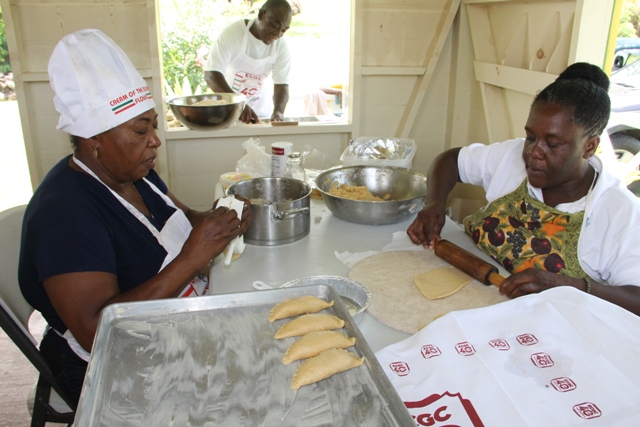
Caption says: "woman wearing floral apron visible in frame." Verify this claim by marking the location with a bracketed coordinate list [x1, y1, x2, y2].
[408, 63, 640, 316]
[204, 0, 293, 123]
[18, 29, 252, 407]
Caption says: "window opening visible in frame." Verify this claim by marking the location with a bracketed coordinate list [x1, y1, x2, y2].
[158, 0, 350, 123]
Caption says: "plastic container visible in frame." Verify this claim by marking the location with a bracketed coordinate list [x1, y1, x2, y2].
[220, 172, 252, 193]
[284, 152, 306, 181]
[271, 142, 293, 177]
[340, 137, 416, 169]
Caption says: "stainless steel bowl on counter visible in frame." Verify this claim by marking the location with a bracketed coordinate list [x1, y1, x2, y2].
[227, 177, 311, 246]
[315, 165, 427, 225]
[167, 93, 246, 130]
[282, 276, 372, 324]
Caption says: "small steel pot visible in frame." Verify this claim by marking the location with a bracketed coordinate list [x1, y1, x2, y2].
[227, 177, 311, 246]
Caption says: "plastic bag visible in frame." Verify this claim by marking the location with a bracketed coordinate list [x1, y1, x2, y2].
[301, 144, 342, 188]
[340, 137, 416, 168]
[302, 143, 341, 171]
[235, 137, 272, 177]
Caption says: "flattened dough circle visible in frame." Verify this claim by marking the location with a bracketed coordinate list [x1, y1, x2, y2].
[348, 250, 507, 334]
[414, 266, 472, 299]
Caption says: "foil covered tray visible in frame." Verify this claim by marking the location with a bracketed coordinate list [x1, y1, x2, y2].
[75, 285, 413, 426]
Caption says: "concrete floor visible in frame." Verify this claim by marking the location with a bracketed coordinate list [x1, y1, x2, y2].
[0, 101, 66, 426]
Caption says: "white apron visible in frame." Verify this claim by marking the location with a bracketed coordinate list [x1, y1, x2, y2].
[65, 157, 208, 361]
[226, 18, 277, 118]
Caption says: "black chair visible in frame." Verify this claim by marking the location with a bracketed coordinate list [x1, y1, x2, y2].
[0, 205, 75, 426]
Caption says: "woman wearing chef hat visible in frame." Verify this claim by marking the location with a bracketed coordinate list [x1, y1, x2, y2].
[18, 29, 251, 406]
[408, 62, 640, 315]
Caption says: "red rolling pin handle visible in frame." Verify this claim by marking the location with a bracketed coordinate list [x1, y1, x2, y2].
[434, 239, 506, 288]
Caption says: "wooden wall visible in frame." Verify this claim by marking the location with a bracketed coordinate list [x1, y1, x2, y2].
[1, 0, 168, 184]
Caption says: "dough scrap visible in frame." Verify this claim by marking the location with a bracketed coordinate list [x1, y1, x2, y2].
[282, 331, 356, 365]
[274, 314, 345, 339]
[269, 296, 334, 323]
[414, 266, 472, 299]
[291, 348, 364, 390]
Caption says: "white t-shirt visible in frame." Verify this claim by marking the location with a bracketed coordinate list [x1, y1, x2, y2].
[458, 138, 640, 287]
[204, 19, 291, 85]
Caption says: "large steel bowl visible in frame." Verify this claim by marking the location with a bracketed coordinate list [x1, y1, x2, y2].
[315, 165, 427, 225]
[167, 93, 246, 131]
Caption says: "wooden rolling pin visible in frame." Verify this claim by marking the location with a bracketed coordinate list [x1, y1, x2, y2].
[434, 239, 505, 287]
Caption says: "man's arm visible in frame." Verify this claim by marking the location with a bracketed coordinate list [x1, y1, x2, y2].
[204, 71, 233, 93]
[204, 71, 259, 124]
[272, 84, 289, 121]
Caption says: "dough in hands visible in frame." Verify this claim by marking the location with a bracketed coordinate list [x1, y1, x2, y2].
[291, 348, 364, 390]
[269, 296, 334, 323]
[274, 313, 345, 339]
[414, 266, 472, 299]
[282, 331, 356, 365]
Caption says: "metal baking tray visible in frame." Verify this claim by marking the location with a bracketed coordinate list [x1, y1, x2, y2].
[75, 285, 413, 426]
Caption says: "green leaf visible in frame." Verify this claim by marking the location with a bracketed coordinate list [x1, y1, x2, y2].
[501, 243, 514, 256]
[520, 249, 535, 258]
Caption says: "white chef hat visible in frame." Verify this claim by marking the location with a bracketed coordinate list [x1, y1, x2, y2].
[48, 29, 156, 139]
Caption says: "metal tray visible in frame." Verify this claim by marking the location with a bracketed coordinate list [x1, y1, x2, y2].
[75, 285, 413, 426]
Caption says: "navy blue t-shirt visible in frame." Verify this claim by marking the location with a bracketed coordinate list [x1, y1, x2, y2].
[19, 155, 177, 334]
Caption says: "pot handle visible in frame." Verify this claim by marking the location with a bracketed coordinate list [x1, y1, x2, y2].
[273, 207, 310, 221]
[252, 281, 274, 290]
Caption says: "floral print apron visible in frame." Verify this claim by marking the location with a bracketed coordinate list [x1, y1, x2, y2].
[464, 178, 590, 279]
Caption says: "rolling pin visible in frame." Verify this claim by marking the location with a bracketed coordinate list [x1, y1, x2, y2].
[434, 239, 506, 287]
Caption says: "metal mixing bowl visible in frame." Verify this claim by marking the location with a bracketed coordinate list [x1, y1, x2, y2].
[315, 165, 427, 225]
[282, 276, 371, 324]
[167, 93, 246, 130]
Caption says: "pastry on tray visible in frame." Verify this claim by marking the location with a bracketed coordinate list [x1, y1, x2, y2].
[291, 348, 364, 390]
[269, 295, 334, 322]
[274, 313, 345, 339]
[282, 331, 355, 364]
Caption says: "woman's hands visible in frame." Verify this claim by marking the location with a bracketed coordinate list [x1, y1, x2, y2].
[406, 148, 462, 249]
[407, 201, 447, 249]
[499, 269, 582, 298]
[499, 269, 640, 315]
[183, 197, 252, 267]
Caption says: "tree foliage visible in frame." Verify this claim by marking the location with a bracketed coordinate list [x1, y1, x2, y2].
[0, 5, 11, 75]
[619, 0, 640, 37]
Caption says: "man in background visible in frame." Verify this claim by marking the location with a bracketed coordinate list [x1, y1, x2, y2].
[204, 0, 293, 123]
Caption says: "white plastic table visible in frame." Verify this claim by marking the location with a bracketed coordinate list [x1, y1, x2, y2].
[209, 191, 507, 352]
